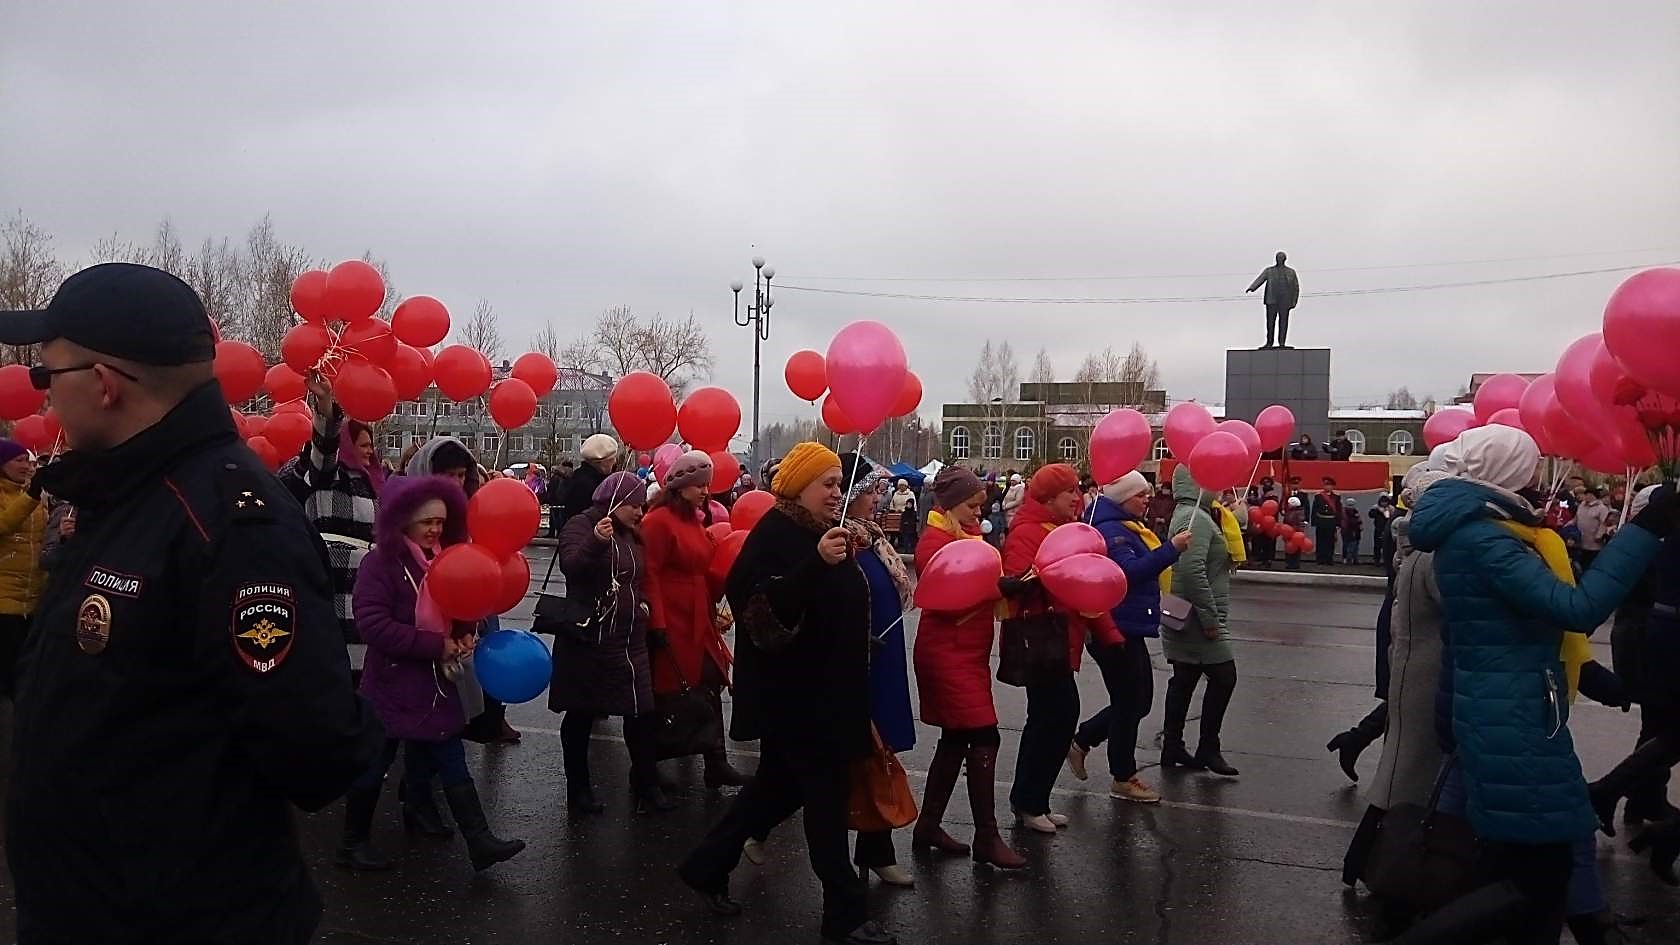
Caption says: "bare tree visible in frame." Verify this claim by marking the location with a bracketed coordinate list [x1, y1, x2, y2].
[531, 322, 562, 361]
[995, 341, 1020, 403]
[143, 218, 186, 274]
[568, 305, 714, 395]
[1386, 387, 1419, 410]
[764, 418, 827, 460]
[241, 215, 315, 360]
[0, 212, 65, 365]
[456, 298, 504, 362]
[360, 250, 401, 321]
[185, 236, 244, 338]
[1029, 348, 1056, 386]
[1074, 342, 1160, 389]
[967, 341, 1003, 404]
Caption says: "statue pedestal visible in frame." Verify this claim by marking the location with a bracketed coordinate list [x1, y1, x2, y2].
[1225, 348, 1331, 446]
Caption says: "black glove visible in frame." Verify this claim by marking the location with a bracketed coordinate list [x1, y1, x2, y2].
[1577, 660, 1631, 712]
[997, 575, 1034, 598]
[648, 629, 669, 650]
[1632, 484, 1680, 536]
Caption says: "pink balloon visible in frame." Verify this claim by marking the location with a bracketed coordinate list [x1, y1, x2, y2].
[913, 539, 1004, 612]
[1186, 430, 1249, 491]
[1089, 408, 1152, 483]
[1033, 522, 1106, 572]
[1254, 404, 1296, 453]
[1473, 374, 1530, 424]
[1540, 395, 1598, 460]
[1423, 407, 1478, 449]
[1039, 553, 1128, 614]
[1517, 375, 1559, 455]
[1486, 408, 1524, 430]
[825, 320, 908, 434]
[1602, 267, 1680, 399]
[708, 500, 730, 525]
[1163, 402, 1216, 459]
[1216, 419, 1262, 467]
[651, 443, 683, 484]
[731, 490, 776, 532]
[1555, 334, 1611, 433]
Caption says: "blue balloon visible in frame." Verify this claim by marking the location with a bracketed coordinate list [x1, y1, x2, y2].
[474, 629, 552, 703]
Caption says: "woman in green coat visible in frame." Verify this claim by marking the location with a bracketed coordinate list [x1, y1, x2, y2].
[1160, 465, 1239, 777]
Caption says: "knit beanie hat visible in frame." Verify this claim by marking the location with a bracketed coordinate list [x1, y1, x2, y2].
[1028, 463, 1080, 502]
[593, 470, 648, 508]
[0, 439, 29, 467]
[771, 442, 841, 498]
[1100, 470, 1151, 506]
[663, 449, 714, 493]
[932, 467, 984, 510]
[840, 453, 879, 505]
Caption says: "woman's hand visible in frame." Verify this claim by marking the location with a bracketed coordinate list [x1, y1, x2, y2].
[440, 635, 464, 661]
[594, 517, 614, 543]
[1170, 529, 1192, 552]
[818, 527, 850, 565]
[305, 370, 334, 414]
[1201, 622, 1221, 641]
[59, 509, 76, 538]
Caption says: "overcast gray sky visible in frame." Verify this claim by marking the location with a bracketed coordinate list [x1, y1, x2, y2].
[4, 1, 1678, 428]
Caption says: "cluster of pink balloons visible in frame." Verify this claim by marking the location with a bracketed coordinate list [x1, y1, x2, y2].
[1033, 522, 1128, 613]
[1151, 401, 1296, 491]
[786, 321, 921, 435]
[914, 539, 1004, 612]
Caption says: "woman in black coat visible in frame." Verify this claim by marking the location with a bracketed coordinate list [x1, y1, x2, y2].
[679, 442, 896, 945]
[550, 471, 667, 815]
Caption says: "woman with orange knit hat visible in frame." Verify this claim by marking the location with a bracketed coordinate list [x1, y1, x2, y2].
[1000, 464, 1123, 833]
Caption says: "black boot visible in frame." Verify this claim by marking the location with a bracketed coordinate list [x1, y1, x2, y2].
[1377, 882, 1526, 944]
[703, 750, 752, 788]
[1566, 910, 1628, 945]
[1590, 733, 1680, 837]
[1630, 817, 1680, 886]
[443, 782, 526, 871]
[399, 779, 453, 839]
[568, 786, 606, 816]
[336, 785, 393, 872]
[1161, 740, 1201, 769]
[635, 785, 679, 814]
[1195, 743, 1240, 778]
[1327, 703, 1387, 784]
[1161, 668, 1199, 769]
[823, 919, 898, 945]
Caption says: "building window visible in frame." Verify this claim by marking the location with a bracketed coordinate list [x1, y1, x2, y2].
[1344, 429, 1366, 454]
[560, 401, 577, 420]
[413, 400, 430, 417]
[461, 401, 479, 418]
[1387, 430, 1415, 456]
[384, 433, 402, 450]
[388, 402, 404, 417]
[558, 435, 577, 455]
[1014, 427, 1035, 462]
[950, 426, 970, 459]
[1152, 437, 1170, 461]
[1059, 437, 1079, 461]
[982, 425, 1002, 460]
[482, 433, 500, 455]
[435, 401, 453, 417]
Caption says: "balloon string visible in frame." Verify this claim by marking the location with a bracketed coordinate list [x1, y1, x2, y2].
[1621, 465, 1636, 527]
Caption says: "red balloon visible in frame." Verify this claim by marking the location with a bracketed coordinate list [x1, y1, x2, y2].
[388, 344, 431, 402]
[246, 435, 283, 471]
[678, 387, 741, 453]
[913, 538, 1004, 612]
[265, 411, 313, 459]
[1517, 375, 1561, 456]
[1089, 408, 1152, 484]
[1040, 552, 1129, 613]
[338, 317, 397, 366]
[1287, 534, 1306, 553]
[244, 414, 269, 439]
[229, 408, 248, 439]
[1164, 402, 1216, 459]
[434, 345, 493, 402]
[891, 371, 923, 418]
[1486, 407, 1524, 430]
[1473, 374, 1530, 424]
[492, 552, 531, 615]
[1301, 539, 1316, 555]
[325, 259, 385, 324]
[428, 544, 504, 621]
[468, 478, 542, 558]
[0, 364, 47, 421]
[822, 394, 857, 435]
[607, 371, 677, 450]
[706, 522, 733, 543]
[709, 451, 742, 494]
[10, 415, 49, 453]
[281, 322, 333, 374]
[731, 490, 776, 532]
[289, 269, 331, 324]
[1187, 430, 1249, 491]
[213, 341, 266, 404]
[707, 530, 750, 598]
[489, 378, 538, 429]
[391, 295, 451, 348]
[1034, 522, 1106, 572]
[785, 349, 827, 402]
[1252, 513, 1275, 532]
[265, 364, 307, 405]
[1260, 499, 1279, 516]
[1423, 407, 1478, 450]
[1254, 404, 1296, 453]
[1216, 418, 1263, 466]
[39, 409, 61, 450]
[511, 352, 558, 398]
[332, 360, 397, 423]
[274, 399, 314, 419]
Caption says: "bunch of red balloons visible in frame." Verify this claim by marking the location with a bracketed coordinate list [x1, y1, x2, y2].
[424, 478, 540, 623]
[707, 489, 777, 595]
[1157, 401, 1295, 492]
[786, 320, 920, 436]
[1249, 499, 1314, 555]
[607, 379, 747, 495]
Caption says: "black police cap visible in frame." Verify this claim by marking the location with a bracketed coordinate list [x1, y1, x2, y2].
[0, 262, 216, 365]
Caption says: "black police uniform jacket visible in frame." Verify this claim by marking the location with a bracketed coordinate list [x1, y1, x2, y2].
[6, 382, 384, 945]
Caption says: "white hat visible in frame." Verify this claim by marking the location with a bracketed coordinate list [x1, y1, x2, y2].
[1010, 473, 1023, 484]
[580, 433, 619, 462]
[1287, 496, 1302, 508]
[1100, 471, 1151, 506]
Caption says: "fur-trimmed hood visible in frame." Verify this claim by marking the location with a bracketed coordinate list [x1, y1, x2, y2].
[374, 474, 469, 551]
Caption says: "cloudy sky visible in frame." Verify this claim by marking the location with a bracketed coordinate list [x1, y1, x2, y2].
[4, 1, 1677, 430]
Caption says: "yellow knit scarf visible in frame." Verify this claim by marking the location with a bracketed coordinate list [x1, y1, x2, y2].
[1497, 520, 1590, 703]
[1121, 520, 1173, 595]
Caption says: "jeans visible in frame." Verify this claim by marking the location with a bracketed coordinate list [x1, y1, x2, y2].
[1074, 639, 1155, 780]
[356, 737, 471, 791]
[1010, 672, 1080, 815]
[1342, 537, 1361, 564]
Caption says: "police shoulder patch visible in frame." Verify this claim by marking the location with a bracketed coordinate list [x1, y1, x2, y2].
[231, 583, 297, 674]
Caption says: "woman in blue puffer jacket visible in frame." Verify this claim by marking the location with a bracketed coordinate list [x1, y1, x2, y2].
[1402, 425, 1674, 944]
[1066, 471, 1190, 803]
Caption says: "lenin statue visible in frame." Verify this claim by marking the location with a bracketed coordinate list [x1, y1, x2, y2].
[1247, 251, 1300, 349]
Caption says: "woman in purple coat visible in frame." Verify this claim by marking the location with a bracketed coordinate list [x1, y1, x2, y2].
[339, 474, 526, 872]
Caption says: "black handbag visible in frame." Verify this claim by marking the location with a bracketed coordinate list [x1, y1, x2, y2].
[996, 587, 1071, 688]
[531, 591, 612, 644]
[654, 655, 723, 760]
[1362, 757, 1480, 912]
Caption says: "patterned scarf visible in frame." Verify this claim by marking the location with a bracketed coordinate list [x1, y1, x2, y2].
[843, 516, 914, 610]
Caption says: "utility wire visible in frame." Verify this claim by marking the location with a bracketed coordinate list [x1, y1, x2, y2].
[774, 261, 1677, 305]
[787, 247, 1680, 283]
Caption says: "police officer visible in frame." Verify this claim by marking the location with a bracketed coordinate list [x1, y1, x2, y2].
[1, 263, 384, 945]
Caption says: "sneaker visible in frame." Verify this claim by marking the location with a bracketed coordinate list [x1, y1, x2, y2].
[1045, 811, 1070, 828]
[1015, 812, 1058, 834]
[1066, 744, 1089, 781]
[1111, 776, 1162, 804]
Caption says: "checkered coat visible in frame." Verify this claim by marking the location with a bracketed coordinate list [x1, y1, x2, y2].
[279, 407, 378, 645]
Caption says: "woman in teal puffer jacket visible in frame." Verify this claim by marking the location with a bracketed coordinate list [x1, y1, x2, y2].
[1404, 425, 1674, 945]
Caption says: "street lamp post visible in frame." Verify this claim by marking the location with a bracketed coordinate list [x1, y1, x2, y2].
[732, 257, 774, 472]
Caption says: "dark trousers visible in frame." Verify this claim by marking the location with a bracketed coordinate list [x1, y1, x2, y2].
[0, 614, 27, 701]
[1266, 304, 1291, 346]
[1627, 707, 1677, 817]
[854, 829, 896, 868]
[1315, 526, 1337, 564]
[1010, 672, 1080, 815]
[1480, 841, 1572, 944]
[1074, 639, 1155, 780]
[561, 709, 660, 793]
[680, 738, 867, 937]
[1163, 659, 1237, 752]
[1251, 534, 1275, 564]
[355, 736, 471, 791]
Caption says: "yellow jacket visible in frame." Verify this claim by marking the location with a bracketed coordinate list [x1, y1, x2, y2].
[0, 478, 47, 616]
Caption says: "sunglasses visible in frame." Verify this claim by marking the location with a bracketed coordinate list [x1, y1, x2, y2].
[30, 363, 141, 391]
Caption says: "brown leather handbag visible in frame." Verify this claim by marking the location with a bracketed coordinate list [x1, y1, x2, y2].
[848, 725, 918, 831]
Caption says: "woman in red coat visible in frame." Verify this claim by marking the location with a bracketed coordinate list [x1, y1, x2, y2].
[642, 450, 750, 787]
[910, 467, 1027, 870]
[1001, 464, 1123, 834]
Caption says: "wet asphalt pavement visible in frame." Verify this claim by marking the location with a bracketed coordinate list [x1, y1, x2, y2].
[5, 549, 1679, 944]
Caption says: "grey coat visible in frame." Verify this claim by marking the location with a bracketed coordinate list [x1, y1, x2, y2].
[1366, 515, 1446, 811]
[1163, 465, 1233, 665]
